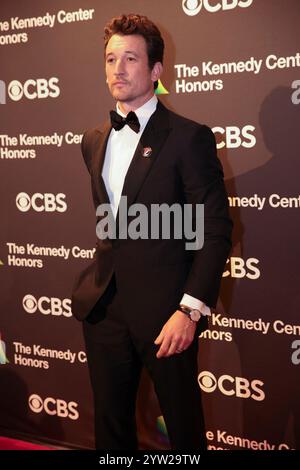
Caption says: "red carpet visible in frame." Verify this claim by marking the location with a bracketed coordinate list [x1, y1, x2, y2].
[0, 436, 51, 450]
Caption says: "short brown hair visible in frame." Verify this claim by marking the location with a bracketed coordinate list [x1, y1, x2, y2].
[104, 14, 164, 89]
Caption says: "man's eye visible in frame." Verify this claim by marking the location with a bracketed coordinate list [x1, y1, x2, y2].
[107, 58, 115, 64]
[127, 57, 136, 62]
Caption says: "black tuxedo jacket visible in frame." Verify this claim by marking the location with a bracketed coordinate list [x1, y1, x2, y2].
[71, 100, 232, 333]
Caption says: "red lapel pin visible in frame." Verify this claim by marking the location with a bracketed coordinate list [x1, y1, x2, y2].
[142, 147, 152, 157]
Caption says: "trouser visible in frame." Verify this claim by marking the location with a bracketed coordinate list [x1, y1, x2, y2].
[82, 274, 207, 450]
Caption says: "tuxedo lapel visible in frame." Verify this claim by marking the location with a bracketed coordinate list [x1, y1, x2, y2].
[91, 120, 112, 205]
[115, 101, 171, 226]
[90, 101, 171, 234]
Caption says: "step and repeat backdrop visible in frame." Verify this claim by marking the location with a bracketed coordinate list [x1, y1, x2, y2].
[1, 0, 299, 450]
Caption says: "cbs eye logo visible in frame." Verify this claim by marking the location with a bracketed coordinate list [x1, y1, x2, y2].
[28, 394, 79, 420]
[182, 0, 253, 16]
[182, 0, 203, 16]
[8, 80, 24, 101]
[23, 294, 72, 317]
[29, 394, 44, 413]
[23, 294, 38, 313]
[1, 77, 60, 102]
[198, 371, 265, 401]
[198, 371, 217, 392]
[16, 192, 67, 213]
[16, 192, 31, 212]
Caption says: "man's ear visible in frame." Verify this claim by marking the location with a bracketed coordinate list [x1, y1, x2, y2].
[151, 62, 163, 83]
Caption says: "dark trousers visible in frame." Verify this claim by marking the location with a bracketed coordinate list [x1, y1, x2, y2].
[82, 274, 207, 450]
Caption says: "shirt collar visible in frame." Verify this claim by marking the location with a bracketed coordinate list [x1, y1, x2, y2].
[116, 95, 158, 128]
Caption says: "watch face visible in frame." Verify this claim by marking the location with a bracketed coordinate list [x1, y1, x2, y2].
[190, 309, 201, 322]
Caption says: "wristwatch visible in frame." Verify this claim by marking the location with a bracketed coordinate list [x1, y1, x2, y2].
[179, 304, 201, 322]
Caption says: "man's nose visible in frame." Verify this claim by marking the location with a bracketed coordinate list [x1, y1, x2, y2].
[114, 59, 125, 75]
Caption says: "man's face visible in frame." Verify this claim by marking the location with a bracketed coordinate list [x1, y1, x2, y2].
[105, 33, 161, 111]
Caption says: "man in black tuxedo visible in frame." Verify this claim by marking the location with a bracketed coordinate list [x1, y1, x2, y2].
[72, 14, 232, 450]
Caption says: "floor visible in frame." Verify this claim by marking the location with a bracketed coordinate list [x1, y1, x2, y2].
[0, 436, 52, 450]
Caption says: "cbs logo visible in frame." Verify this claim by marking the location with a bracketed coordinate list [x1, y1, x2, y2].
[23, 294, 72, 318]
[212, 125, 256, 149]
[16, 192, 67, 213]
[182, 0, 253, 16]
[29, 394, 79, 420]
[198, 371, 265, 401]
[8, 77, 60, 101]
[223, 257, 260, 279]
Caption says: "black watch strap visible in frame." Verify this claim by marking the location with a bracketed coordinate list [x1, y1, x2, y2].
[179, 305, 192, 315]
[179, 305, 201, 322]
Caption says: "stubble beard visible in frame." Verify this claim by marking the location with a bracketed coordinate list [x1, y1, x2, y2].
[111, 85, 134, 103]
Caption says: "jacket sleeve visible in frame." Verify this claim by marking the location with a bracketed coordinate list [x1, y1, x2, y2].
[177, 123, 232, 308]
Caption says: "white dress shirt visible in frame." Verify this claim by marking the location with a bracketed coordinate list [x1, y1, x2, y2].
[102, 94, 210, 317]
[102, 95, 158, 218]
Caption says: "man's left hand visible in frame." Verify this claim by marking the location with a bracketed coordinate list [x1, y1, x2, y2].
[154, 310, 197, 358]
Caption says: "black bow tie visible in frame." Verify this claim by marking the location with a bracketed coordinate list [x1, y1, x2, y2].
[110, 110, 140, 133]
